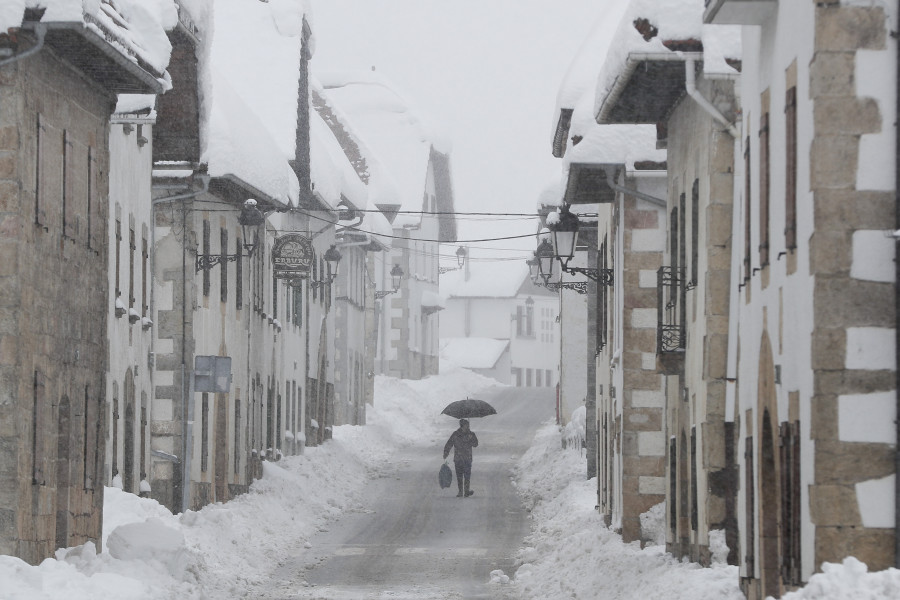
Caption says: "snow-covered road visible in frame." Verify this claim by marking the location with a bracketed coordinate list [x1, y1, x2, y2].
[258, 386, 552, 599]
[2, 367, 899, 599]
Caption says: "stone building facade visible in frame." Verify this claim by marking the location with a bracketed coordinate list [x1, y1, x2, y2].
[0, 12, 164, 563]
[707, 1, 899, 597]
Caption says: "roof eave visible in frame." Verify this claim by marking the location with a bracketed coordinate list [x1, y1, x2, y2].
[595, 51, 703, 125]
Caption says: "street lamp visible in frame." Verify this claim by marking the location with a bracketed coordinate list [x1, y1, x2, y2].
[309, 244, 342, 289]
[526, 253, 540, 284]
[549, 205, 580, 270]
[456, 246, 467, 268]
[536, 238, 555, 283]
[546, 204, 614, 286]
[197, 198, 266, 271]
[238, 199, 266, 256]
[375, 264, 404, 299]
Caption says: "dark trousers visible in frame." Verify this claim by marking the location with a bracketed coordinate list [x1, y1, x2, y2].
[454, 460, 472, 494]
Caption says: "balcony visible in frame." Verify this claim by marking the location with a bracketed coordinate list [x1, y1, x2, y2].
[657, 266, 686, 374]
[704, 0, 777, 25]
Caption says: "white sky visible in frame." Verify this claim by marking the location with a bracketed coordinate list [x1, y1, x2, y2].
[308, 0, 606, 263]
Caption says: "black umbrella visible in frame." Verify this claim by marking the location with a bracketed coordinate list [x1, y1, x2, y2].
[441, 397, 497, 419]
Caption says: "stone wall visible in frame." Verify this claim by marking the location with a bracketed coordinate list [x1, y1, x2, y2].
[0, 49, 112, 563]
[621, 192, 668, 543]
[808, 1, 896, 571]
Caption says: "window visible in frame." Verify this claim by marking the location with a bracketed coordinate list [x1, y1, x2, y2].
[140, 400, 148, 483]
[691, 180, 699, 287]
[87, 147, 94, 248]
[526, 369, 533, 387]
[545, 369, 551, 386]
[525, 300, 534, 336]
[112, 382, 119, 478]
[129, 225, 136, 308]
[220, 228, 228, 303]
[669, 437, 677, 535]
[292, 282, 303, 327]
[201, 393, 209, 472]
[272, 277, 278, 320]
[236, 237, 243, 310]
[597, 237, 609, 352]
[142, 235, 148, 316]
[690, 426, 698, 531]
[32, 370, 46, 485]
[83, 386, 97, 490]
[35, 115, 43, 226]
[785, 87, 798, 251]
[744, 435, 755, 573]
[536, 370, 543, 387]
[744, 136, 752, 281]
[780, 421, 802, 585]
[202, 220, 210, 297]
[115, 218, 122, 299]
[234, 398, 241, 475]
[62, 130, 69, 237]
[759, 112, 770, 267]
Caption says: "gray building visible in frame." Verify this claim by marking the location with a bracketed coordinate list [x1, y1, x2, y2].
[0, 4, 167, 563]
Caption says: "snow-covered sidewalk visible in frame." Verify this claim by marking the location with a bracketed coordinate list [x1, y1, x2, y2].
[2, 367, 899, 599]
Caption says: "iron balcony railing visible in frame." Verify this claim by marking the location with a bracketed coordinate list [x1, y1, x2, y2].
[657, 265, 687, 354]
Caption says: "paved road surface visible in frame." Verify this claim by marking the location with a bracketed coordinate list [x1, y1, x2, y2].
[259, 386, 553, 600]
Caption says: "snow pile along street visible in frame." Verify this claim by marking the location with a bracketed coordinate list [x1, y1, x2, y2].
[2, 366, 899, 599]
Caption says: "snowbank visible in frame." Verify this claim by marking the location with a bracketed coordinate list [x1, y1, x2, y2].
[0, 368, 498, 600]
[499, 420, 746, 600]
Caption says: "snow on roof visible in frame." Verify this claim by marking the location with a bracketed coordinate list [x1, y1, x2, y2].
[565, 89, 665, 168]
[441, 262, 528, 299]
[201, 0, 311, 207]
[310, 106, 368, 211]
[537, 176, 566, 209]
[114, 93, 156, 117]
[2, 1, 177, 88]
[421, 290, 444, 309]
[440, 338, 509, 370]
[358, 197, 394, 248]
[317, 71, 448, 228]
[203, 69, 299, 207]
[594, 0, 741, 120]
[554, 6, 628, 116]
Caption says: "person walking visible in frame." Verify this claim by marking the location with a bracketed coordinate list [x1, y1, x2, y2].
[443, 419, 478, 497]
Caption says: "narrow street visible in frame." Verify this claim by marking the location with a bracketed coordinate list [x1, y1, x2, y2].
[260, 387, 554, 600]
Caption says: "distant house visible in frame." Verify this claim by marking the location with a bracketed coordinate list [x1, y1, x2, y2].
[319, 73, 457, 381]
[311, 82, 394, 427]
[595, 0, 741, 566]
[0, 0, 172, 564]
[107, 94, 157, 499]
[440, 337, 510, 383]
[440, 261, 558, 388]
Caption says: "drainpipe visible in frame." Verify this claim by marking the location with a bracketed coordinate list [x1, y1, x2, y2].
[0, 23, 47, 67]
[895, 23, 900, 569]
[685, 57, 740, 139]
[602, 166, 667, 207]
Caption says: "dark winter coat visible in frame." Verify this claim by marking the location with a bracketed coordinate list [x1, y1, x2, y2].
[443, 428, 478, 464]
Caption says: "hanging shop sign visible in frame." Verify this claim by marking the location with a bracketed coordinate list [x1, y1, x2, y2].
[272, 233, 313, 280]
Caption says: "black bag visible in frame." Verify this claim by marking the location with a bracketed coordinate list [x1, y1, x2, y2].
[439, 462, 452, 489]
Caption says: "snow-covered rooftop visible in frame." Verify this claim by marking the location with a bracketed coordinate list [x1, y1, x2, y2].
[441, 262, 529, 299]
[201, 0, 311, 207]
[593, 0, 741, 123]
[317, 71, 448, 229]
[1, 0, 178, 92]
[440, 337, 509, 370]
